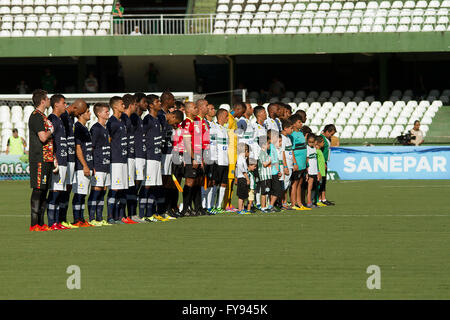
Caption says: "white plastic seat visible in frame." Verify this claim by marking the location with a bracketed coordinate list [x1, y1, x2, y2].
[81, 5, 92, 13]
[72, 29, 83, 36]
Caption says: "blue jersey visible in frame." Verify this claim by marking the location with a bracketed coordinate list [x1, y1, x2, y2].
[120, 112, 135, 159]
[47, 114, 67, 166]
[269, 143, 279, 175]
[158, 109, 172, 155]
[130, 113, 146, 159]
[290, 130, 307, 170]
[106, 115, 128, 164]
[60, 110, 75, 163]
[90, 122, 111, 173]
[74, 121, 93, 170]
[143, 113, 163, 161]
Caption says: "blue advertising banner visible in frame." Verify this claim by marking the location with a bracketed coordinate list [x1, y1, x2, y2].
[0, 155, 30, 180]
[327, 146, 450, 180]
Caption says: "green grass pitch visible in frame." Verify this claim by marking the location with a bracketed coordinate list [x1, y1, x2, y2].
[0, 180, 449, 300]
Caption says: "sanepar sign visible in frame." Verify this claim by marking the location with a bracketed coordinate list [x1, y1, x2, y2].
[328, 146, 450, 180]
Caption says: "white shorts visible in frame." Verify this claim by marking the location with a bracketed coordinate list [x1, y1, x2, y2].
[127, 158, 135, 187]
[73, 170, 92, 195]
[91, 171, 110, 188]
[50, 165, 67, 191]
[135, 157, 146, 181]
[66, 162, 75, 185]
[110, 162, 129, 190]
[161, 154, 173, 176]
[283, 167, 292, 190]
[144, 159, 162, 186]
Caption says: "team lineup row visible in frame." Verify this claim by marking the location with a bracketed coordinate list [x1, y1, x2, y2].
[27, 89, 337, 231]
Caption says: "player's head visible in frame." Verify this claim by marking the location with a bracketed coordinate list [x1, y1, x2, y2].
[207, 103, 216, 118]
[307, 133, 316, 147]
[216, 108, 229, 125]
[233, 102, 246, 118]
[281, 118, 293, 135]
[184, 101, 199, 118]
[109, 96, 124, 114]
[295, 109, 307, 123]
[260, 135, 270, 150]
[300, 125, 312, 139]
[174, 100, 185, 112]
[12, 128, 18, 138]
[166, 110, 184, 126]
[50, 94, 66, 115]
[160, 91, 175, 109]
[134, 92, 148, 112]
[196, 99, 209, 118]
[237, 142, 249, 157]
[248, 159, 257, 169]
[93, 102, 110, 121]
[322, 124, 337, 138]
[413, 120, 420, 131]
[267, 103, 279, 119]
[315, 135, 324, 149]
[244, 102, 253, 117]
[122, 94, 136, 113]
[284, 104, 292, 118]
[71, 99, 88, 117]
[147, 94, 161, 112]
[253, 105, 267, 123]
[267, 129, 279, 146]
[76, 104, 91, 122]
[288, 114, 303, 130]
[32, 89, 49, 109]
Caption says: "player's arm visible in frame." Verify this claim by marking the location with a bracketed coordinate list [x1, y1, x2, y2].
[31, 114, 53, 143]
[76, 144, 90, 177]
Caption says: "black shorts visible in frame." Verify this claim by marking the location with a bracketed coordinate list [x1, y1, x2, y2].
[184, 164, 203, 179]
[270, 175, 283, 198]
[213, 164, 228, 185]
[258, 179, 271, 195]
[29, 161, 53, 190]
[204, 164, 214, 180]
[172, 163, 184, 182]
[291, 169, 305, 181]
[237, 177, 249, 200]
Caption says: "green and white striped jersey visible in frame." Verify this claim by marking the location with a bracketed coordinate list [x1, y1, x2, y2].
[258, 149, 272, 181]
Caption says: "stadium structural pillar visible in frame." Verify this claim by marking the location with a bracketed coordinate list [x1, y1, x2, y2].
[378, 54, 389, 101]
[224, 55, 235, 105]
[77, 56, 87, 93]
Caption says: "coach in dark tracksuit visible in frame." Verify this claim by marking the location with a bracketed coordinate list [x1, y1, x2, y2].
[28, 89, 55, 229]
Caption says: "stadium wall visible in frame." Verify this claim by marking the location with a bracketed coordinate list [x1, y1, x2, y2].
[0, 32, 450, 58]
[119, 55, 197, 92]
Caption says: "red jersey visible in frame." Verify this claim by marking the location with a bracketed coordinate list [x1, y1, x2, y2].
[181, 116, 202, 157]
[200, 117, 210, 150]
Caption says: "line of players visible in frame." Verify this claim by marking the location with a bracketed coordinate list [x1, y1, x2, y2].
[31, 90, 337, 230]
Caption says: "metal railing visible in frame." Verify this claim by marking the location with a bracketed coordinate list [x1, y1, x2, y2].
[112, 14, 214, 35]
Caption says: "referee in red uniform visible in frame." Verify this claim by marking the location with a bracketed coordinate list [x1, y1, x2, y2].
[28, 89, 55, 231]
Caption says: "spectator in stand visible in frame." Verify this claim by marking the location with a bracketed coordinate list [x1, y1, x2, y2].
[146, 63, 159, 92]
[84, 72, 99, 93]
[16, 80, 29, 94]
[112, 1, 124, 35]
[41, 68, 57, 93]
[409, 120, 424, 146]
[6, 128, 27, 155]
[269, 77, 285, 99]
[130, 26, 142, 35]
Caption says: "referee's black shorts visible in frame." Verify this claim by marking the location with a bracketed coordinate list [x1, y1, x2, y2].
[184, 164, 203, 179]
[29, 161, 53, 190]
[237, 177, 249, 200]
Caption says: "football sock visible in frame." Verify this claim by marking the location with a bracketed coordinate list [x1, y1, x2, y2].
[193, 185, 202, 211]
[58, 191, 69, 223]
[182, 185, 192, 212]
[30, 188, 43, 226]
[156, 188, 166, 215]
[107, 190, 117, 221]
[126, 186, 137, 218]
[88, 190, 99, 222]
[96, 189, 106, 221]
[218, 186, 226, 209]
[118, 190, 126, 219]
[146, 188, 156, 217]
[72, 193, 84, 223]
[47, 191, 59, 226]
[138, 187, 148, 218]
